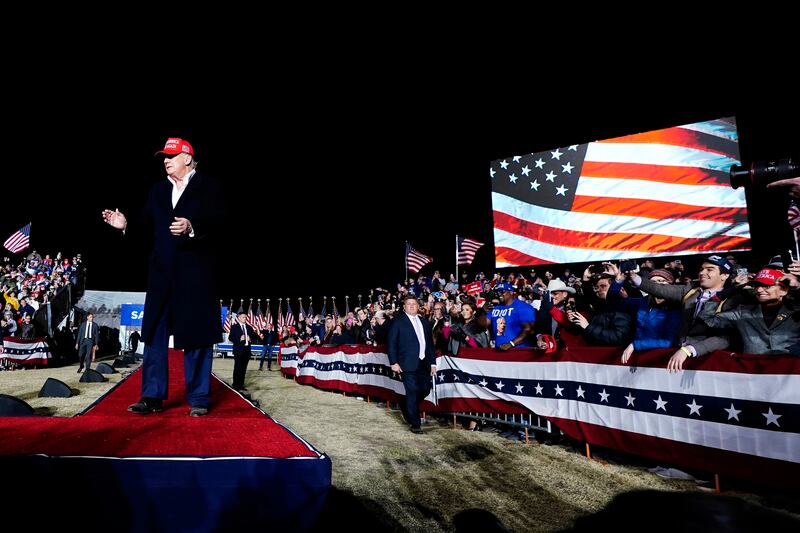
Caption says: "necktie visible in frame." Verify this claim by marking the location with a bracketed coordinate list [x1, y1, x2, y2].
[694, 290, 711, 319]
[86, 323, 91, 339]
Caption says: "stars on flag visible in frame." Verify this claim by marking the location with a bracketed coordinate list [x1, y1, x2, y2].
[687, 399, 703, 416]
[725, 403, 741, 421]
[654, 395, 668, 411]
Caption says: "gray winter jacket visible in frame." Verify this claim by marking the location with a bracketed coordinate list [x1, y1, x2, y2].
[703, 303, 800, 355]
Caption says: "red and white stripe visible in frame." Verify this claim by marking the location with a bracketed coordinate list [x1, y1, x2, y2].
[285, 301, 295, 327]
[788, 203, 800, 233]
[407, 246, 432, 273]
[1, 337, 51, 365]
[3, 223, 31, 254]
[223, 308, 232, 333]
[457, 237, 485, 266]
[493, 118, 750, 267]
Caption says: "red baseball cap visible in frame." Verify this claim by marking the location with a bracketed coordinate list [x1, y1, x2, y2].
[539, 334, 558, 353]
[155, 137, 194, 157]
[753, 268, 785, 286]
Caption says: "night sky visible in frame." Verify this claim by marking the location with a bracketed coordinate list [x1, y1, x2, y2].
[4, 98, 798, 307]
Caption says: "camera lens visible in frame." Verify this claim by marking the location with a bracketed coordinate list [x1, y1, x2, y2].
[730, 158, 799, 189]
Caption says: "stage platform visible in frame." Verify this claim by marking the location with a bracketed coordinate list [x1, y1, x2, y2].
[0, 350, 331, 532]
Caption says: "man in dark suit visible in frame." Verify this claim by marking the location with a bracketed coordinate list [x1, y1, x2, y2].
[102, 137, 226, 417]
[259, 322, 277, 371]
[230, 310, 261, 392]
[387, 295, 437, 434]
[75, 312, 99, 372]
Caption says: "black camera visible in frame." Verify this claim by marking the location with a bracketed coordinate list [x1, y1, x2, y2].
[619, 259, 638, 273]
[729, 158, 799, 189]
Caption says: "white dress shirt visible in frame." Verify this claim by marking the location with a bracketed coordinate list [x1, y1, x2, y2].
[407, 314, 427, 360]
[240, 320, 250, 346]
[168, 169, 196, 208]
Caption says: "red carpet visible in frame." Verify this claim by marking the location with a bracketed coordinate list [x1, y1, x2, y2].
[0, 350, 331, 531]
[0, 350, 318, 458]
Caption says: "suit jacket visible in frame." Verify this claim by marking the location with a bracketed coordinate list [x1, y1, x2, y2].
[387, 313, 436, 372]
[137, 172, 227, 350]
[638, 278, 741, 356]
[260, 329, 278, 346]
[230, 322, 260, 350]
[78, 321, 99, 346]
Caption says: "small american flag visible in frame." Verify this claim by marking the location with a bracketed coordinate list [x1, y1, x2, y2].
[247, 302, 255, 328]
[285, 300, 295, 327]
[457, 236, 485, 266]
[788, 202, 800, 233]
[3, 223, 31, 254]
[265, 304, 273, 329]
[253, 301, 265, 331]
[406, 243, 432, 274]
[222, 306, 232, 334]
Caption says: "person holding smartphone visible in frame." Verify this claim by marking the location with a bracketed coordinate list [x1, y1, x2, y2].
[625, 255, 743, 372]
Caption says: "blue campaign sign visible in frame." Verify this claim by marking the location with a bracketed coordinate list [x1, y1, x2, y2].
[121, 304, 145, 326]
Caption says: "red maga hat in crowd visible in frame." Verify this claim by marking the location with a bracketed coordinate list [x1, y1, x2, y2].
[753, 268, 785, 286]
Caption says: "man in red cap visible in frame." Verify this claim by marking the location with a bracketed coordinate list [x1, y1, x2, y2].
[102, 137, 226, 416]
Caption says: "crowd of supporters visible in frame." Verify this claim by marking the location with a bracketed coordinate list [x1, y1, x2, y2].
[1, 250, 83, 339]
[263, 252, 800, 367]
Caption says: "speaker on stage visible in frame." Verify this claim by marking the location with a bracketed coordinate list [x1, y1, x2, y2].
[0, 394, 35, 416]
[38, 377, 73, 398]
[79, 369, 108, 383]
[96, 362, 117, 374]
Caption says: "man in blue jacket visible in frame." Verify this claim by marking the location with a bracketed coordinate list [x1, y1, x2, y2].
[387, 295, 437, 434]
[102, 137, 225, 417]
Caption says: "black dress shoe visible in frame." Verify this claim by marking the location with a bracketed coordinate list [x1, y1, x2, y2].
[77, 366, 83, 373]
[410, 426, 424, 434]
[127, 398, 163, 414]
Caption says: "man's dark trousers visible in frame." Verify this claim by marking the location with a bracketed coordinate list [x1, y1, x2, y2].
[142, 300, 212, 409]
[232, 345, 252, 390]
[78, 339, 94, 370]
[401, 366, 432, 428]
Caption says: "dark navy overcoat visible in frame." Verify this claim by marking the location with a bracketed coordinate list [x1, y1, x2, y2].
[140, 172, 225, 349]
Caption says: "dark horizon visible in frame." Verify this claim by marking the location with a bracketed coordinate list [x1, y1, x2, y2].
[3, 107, 798, 305]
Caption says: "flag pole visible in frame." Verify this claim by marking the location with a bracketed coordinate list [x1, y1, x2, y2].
[794, 231, 800, 264]
[455, 234, 459, 285]
[405, 241, 408, 283]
